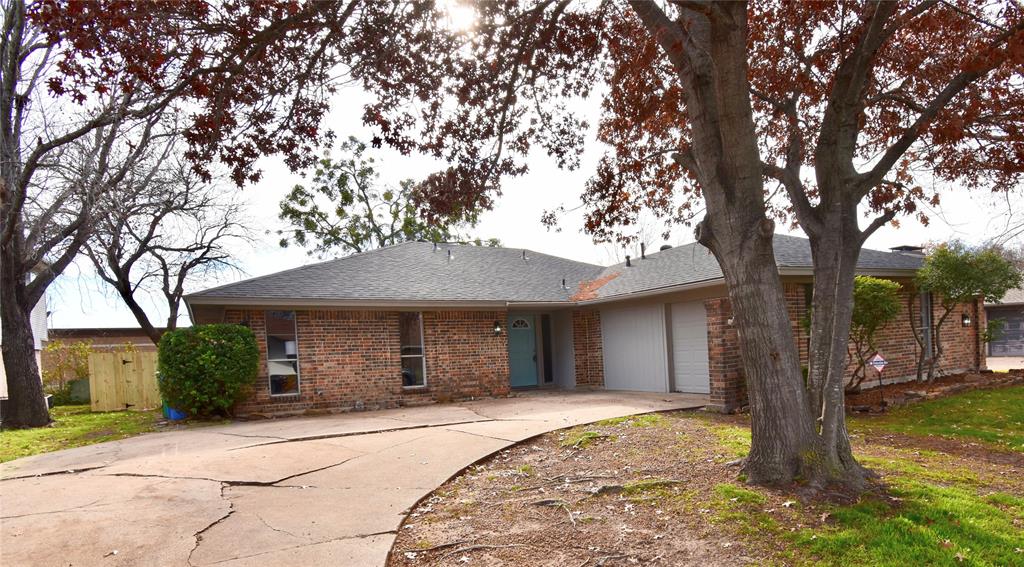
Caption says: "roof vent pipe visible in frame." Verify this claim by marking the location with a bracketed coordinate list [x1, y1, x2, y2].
[433, 242, 438, 252]
[561, 278, 567, 289]
[522, 250, 528, 261]
[447, 249, 453, 262]
[640, 243, 646, 259]
[625, 255, 631, 267]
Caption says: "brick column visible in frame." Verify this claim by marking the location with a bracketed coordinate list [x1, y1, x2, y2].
[704, 297, 745, 412]
[571, 309, 603, 388]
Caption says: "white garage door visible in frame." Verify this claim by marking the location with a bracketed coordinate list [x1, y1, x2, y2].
[670, 301, 710, 394]
[600, 304, 670, 392]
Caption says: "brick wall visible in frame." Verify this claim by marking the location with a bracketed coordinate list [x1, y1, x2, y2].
[572, 309, 603, 387]
[704, 297, 745, 411]
[225, 308, 509, 415]
[703, 283, 985, 411]
[780, 283, 983, 383]
[422, 311, 510, 402]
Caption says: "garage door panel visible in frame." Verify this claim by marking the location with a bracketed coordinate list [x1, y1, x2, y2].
[988, 307, 1024, 357]
[671, 301, 710, 394]
[600, 305, 669, 392]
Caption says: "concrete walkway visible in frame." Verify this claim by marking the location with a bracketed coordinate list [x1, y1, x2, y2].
[0, 391, 706, 567]
[988, 356, 1024, 372]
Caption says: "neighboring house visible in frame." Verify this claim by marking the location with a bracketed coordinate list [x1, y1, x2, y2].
[0, 278, 48, 401]
[45, 327, 160, 353]
[985, 288, 1024, 357]
[185, 235, 985, 415]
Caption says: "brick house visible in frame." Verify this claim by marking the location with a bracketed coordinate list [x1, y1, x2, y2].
[185, 235, 985, 415]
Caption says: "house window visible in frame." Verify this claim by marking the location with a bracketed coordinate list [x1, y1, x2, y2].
[266, 311, 299, 396]
[511, 318, 531, 329]
[400, 312, 426, 387]
[919, 292, 933, 358]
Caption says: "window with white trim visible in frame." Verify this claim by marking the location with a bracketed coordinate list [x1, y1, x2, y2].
[266, 310, 300, 395]
[400, 312, 427, 387]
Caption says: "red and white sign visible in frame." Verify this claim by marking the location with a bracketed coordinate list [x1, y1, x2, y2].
[869, 354, 887, 373]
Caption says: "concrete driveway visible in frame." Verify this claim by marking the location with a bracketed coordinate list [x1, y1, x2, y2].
[988, 356, 1024, 372]
[0, 391, 705, 567]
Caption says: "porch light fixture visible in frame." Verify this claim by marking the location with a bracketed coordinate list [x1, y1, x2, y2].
[727, 316, 735, 326]
[961, 313, 971, 327]
[493, 321, 502, 335]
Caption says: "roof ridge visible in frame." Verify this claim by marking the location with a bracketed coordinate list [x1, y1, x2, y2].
[191, 241, 420, 296]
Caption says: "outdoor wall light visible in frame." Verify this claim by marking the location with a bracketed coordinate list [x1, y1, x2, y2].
[727, 317, 735, 326]
[493, 321, 502, 335]
[961, 313, 972, 327]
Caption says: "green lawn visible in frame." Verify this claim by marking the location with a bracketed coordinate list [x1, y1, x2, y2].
[0, 405, 163, 463]
[854, 385, 1024, 453]
[811, 387, 1024, 565]
[700, 387, 1024, 565]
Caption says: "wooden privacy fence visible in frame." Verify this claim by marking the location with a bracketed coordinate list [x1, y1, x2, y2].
[88, 350, 161, 412]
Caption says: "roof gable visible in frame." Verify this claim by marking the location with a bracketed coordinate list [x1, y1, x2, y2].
[189, 242, 604, 304]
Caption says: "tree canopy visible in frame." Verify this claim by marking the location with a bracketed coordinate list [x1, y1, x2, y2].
[914, 240, 1022, 380]
[277, 137, 495, 257]
[32, 0, 1024, 488]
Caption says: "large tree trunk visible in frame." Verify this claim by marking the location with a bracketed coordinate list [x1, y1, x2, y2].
[0, 261, 50, 428]
[696, 219, 822, 485]
[803, 215, 869, 488]
[630, 1, 832, 486]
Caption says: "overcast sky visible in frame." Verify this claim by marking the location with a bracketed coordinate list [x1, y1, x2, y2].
[46, 86, 1022, 330]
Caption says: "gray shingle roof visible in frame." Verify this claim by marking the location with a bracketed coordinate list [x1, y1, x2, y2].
[987, 288, 1024, 306]
[188, 234, 925, 306]
[587, 234, 924, 301]
[189, 242, 604, 303]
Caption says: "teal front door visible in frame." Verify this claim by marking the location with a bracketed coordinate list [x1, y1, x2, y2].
[508, 315, 538, 387]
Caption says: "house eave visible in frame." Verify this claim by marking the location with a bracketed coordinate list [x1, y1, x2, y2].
[185, 295, 513, 310]
[777, 267, 919, 277]
[576, 277, 726, 306]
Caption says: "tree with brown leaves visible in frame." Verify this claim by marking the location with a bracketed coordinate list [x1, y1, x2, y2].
[37, 1, 1024, 490]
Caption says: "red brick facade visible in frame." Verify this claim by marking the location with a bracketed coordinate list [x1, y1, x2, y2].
[704, 297, 744, 411]
[704, 282, 985, 411]
[226, 308, 509, 415]
[219, 282, 984, 415]
[572, 309, 603, 388]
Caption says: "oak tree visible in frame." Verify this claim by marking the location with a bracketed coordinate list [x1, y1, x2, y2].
[43, 1, 1024, 490]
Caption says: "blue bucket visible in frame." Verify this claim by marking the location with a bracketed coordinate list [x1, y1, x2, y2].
[162, 403, 187, 421]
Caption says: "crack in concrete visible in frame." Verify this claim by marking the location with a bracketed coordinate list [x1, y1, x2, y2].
[252, 511, 307, 540]
[442, 428, 519, 443]
[198, 529, 398, 565]
[99, 453, 365, 488]
[187, 483, 235, 567]
[223, 418, 495, 452]
[0, 464, 110, 482]
[0, 498, 104, 519]
[214, 432, 289, 441]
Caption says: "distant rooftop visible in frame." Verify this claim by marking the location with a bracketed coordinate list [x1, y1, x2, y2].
[987, 288, 1024, 307]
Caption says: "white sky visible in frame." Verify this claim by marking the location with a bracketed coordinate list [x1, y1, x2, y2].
[46, 86, 1023, 330]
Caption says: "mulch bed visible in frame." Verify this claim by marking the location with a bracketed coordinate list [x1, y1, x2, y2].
[845, 370, 1024, 412]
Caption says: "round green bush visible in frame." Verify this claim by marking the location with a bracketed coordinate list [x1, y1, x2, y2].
[158, 324, 259, 417]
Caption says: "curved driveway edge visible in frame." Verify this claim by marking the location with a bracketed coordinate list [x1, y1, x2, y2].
[1, 391, 706, 566]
